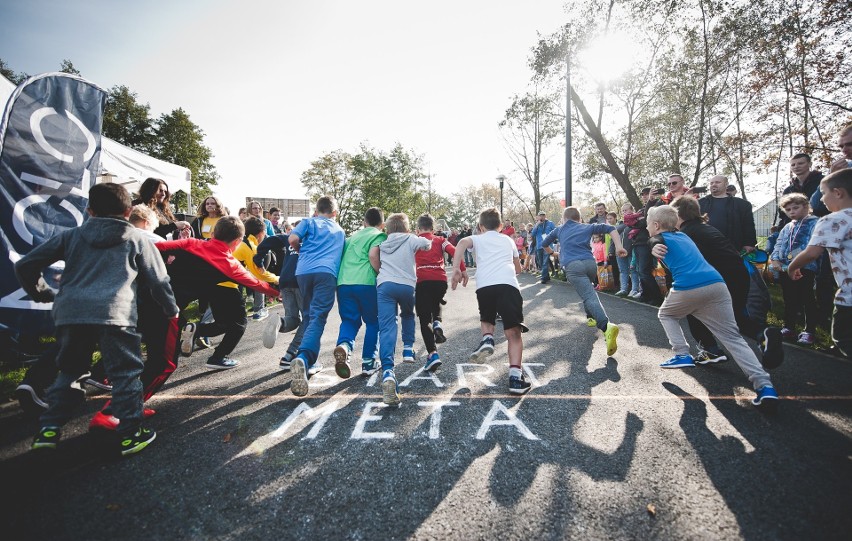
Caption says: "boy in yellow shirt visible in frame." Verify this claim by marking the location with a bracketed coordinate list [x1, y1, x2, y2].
[234, 217, 279, 321]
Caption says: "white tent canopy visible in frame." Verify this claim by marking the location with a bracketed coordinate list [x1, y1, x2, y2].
[0, 73, 191, 198]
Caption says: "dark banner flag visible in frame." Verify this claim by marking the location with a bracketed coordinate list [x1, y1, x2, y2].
[0, 73, 106, 341]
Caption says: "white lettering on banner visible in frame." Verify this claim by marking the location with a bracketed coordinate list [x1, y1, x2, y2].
[400, 367, 444, 388]
[417, 400, 460, 439]
[271, 401, 340, 440]
[13, 195, 84, 245]
[30, 107, 96, 163]
[351, 402, 395, 440]
[475, 401, 539, 441]
[456, 363, 496, 388]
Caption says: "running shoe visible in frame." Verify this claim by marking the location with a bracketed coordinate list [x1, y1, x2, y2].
[280, 352, 294, 371]
[508, 373, 531, 395]
[206, 357, 240, 370]
[587, 317, 597, 328]
[660, 354, 696, 369]
[308, 362, 324, 376]
[424, 352, 442, 372]
[180, 322, 196, 356]
[15, 384, 48, 414]
[195, 336, 213, 349]
[402, 346, 416, 364]
[433, 321, 446, 344]
[32, 426, 60, 450]
[796, 332, 814, 346]
[780, 327, 794, 340]
[605, 323, 619, 356]
[290, 356, 309, 397]
[695, 349, 728, 365]
[382, 369, 400, 406]
[752, 385, 779, 410]
[362, 358, 379, 377]
[469, 336, 495, 363]
[119, 427, 156, 456]
[252, 308, 269, 322]
[334, 344, 351, 379]
[263, 316, 282, 349]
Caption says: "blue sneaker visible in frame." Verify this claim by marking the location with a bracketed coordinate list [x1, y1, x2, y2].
[290, 356, 309, 397]
[752, 385, 779, 408]
[382, 370, 400, 406]
[361, 358, 378, 377]
[469, 336, 495, 363]
[660, 354, 696, 369]
[402, 346, 416, 364]
[424, 352, 442, 372]
[508, 373, 531, 395]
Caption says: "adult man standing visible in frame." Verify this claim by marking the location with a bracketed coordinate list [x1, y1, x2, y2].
[698, 175, 757, 254]
[588, 202, 608, 224]
[777, 153, 824, 227]
[830, 125, 852, 173]
[531, 211, 555, 284]
[662, 174, 692, 203]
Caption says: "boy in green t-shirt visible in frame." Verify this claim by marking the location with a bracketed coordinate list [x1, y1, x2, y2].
[332, 207, 387, 378]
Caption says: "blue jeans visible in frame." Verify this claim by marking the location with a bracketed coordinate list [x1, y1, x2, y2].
[296, 272, 337, 366]
[282, 287, 306, 357]
[464, 248, 474, 267]
[563, 259, 609, 332]
[42, 325, 144, 436]
[377, 282, 416, 371]
[616, 254, 631, 292]
[633, 244, 661, 302]
[336, 284, 379, 360]
[536, 249, 551, 281]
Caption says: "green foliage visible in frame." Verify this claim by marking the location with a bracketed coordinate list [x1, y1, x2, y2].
[102, 85, 155, 152]
[152, 108, 219, 208]
[0, 58, 27, 84]
[59, 59, 80, 75]
[301, 143, 426, 234]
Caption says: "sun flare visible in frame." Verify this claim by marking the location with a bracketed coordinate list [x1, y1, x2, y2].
[578, 33, 638, 84]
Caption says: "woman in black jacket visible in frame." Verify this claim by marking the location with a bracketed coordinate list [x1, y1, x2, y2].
[133, 177, 191, 240]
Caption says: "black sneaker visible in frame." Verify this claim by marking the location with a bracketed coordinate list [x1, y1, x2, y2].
[695, 350, 728, 365]
[206, 357, 240, 370]
[280, 352, 294, 371]
[469, 336, 495, 363]
[32, 426, 61, 450]
[509, 373, 531, 395]
[15, 384, 48, 414]
[433, 322, 447, 344]
[760, 327, 784, 370]
[119, 427, 156, 456]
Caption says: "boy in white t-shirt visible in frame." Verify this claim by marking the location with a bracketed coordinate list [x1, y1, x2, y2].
[788, 169, 852, 357]
[452, 208, 530, 394]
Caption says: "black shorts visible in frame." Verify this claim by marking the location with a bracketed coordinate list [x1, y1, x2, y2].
[476, 284, 527, 332]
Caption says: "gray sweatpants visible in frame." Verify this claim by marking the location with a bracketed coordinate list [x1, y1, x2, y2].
[658, 282, 772, 390]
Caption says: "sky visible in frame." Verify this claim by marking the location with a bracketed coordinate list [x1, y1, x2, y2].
[0, 0, 571, 216]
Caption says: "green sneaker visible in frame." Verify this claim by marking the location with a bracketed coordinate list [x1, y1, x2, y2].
[119, 427, 157, 456]
[32, 426, 61, 450]
[605, 323, 619, 357]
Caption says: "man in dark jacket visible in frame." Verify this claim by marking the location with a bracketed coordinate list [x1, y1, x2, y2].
[698, 175, 757, 253]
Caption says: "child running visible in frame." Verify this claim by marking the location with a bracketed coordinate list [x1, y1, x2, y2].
[332, 207, 387, 378]
[288, 196, 346, 397]
[414, 213, 466, 372]
[540, 207, 625, 356]
[788, 169, 852, 358]
[451, 208, 530, 394]
[376, 213, 432, 405]
[16, 183, 178, 455]
[647, 205, 779, 410]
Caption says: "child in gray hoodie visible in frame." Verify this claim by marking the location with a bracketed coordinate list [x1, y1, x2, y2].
[376, 213, 431, 405]
[15, 183, 178, 456]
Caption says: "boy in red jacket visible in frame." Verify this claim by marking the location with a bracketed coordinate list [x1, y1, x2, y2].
[415, 214, 466, 371]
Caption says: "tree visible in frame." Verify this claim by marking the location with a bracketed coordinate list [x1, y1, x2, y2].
[59, 59, 80, 75]
[0, 58, 27, 84]
[102, 85, 155, 152]
[152, 108, 218, 210]
[300, 149, 361, 233]
[499, 86, 563, 215]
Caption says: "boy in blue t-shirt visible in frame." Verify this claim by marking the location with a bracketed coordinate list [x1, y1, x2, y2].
[647, 205, 779, 410]
[287, 196, 346, 397]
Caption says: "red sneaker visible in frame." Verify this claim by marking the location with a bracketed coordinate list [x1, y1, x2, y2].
[143, 408, 156, 418]
[89, 411, 119, 431]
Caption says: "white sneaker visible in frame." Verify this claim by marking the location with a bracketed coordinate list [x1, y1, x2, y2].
[263, 316, 282, 349]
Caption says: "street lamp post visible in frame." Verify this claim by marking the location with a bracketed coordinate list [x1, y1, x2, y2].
[496, 174, 506, 218]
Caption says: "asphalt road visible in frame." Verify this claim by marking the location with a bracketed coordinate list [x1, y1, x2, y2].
[1, 271, 850, 540]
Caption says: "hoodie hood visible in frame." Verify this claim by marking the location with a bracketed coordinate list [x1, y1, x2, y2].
[380, 232, 411, 254]
[79, 217, 136, 248]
